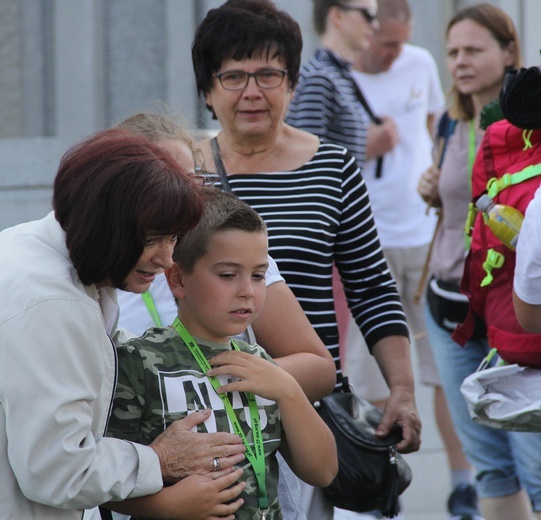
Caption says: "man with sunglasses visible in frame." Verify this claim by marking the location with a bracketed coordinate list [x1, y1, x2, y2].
[286, 0, 397, 172]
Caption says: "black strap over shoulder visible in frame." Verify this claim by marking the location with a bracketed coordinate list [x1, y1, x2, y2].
[322, 48, 384, 178]
[210, 137, 232, 192]
[349, 76, 383, 126]
[98, 506, 113, 520]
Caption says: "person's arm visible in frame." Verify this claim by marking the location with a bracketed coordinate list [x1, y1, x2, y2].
[513, 290, 541, 332]
[208, 350, 338, 487]
[365, 117, 398, 160]
[371, 335, 421, 453]
[105, 470, 246, 520]
[427, 114, 436, 135]
[418, 164, 441, 208]
[252, 280, 336, 402]
[334, 153, 409, 349]
[274, 378, 338, 487]
[513, 188, 541, 332]
[333, 153, 420, 452]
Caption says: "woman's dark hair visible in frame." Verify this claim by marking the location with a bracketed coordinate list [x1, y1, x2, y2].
[53, 128, 203, 288]
[192, 0, 303, 103]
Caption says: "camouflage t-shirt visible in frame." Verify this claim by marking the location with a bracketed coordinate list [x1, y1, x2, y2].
[107, 326, 282, 519]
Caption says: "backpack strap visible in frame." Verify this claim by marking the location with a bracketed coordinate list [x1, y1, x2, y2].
[436, 111, 457, 168]
[486, 163, 541, 198]
[480, 248, 505, 287]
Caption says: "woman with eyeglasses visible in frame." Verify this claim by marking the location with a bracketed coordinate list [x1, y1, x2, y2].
[192, 1, 420, 518]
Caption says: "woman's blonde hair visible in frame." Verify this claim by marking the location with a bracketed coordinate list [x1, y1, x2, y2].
[116, 110, 205, 170]
[446, 3, 522, 121]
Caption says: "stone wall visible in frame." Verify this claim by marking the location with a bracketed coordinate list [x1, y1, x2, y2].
[0, 0, 538, 231]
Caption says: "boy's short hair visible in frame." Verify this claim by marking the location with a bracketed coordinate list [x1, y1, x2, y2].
[174, 187, 266, 273]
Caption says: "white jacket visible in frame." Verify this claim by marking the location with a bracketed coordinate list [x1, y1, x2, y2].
[0, 213, 162, 519]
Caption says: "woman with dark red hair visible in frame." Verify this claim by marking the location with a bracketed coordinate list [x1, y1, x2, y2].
[0, 128, 247, 519]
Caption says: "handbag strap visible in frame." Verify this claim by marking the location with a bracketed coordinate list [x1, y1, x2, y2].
[341, 375, 351, 394]
[210, 136, 232, 192]
[322, 48, 384, 178]
[349, 75, 382, 126]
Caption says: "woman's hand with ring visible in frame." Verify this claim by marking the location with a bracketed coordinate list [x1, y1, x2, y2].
[150, 409, 246, 483]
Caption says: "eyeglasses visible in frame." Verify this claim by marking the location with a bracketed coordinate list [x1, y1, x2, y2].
[338, 4, 378, 24]
[213, 69, 288, 91]
[193, 168, 220, 186]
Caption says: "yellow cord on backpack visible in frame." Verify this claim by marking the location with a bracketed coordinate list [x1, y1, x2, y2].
[523, 129, 533, 151]
[480, 249, 505, 287]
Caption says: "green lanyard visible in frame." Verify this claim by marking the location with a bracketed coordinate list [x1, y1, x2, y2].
[141, 290, 162, 327]
[464, 119, 477, 251]
[468, 119, 477, 188]
[171, 317, 269, 513]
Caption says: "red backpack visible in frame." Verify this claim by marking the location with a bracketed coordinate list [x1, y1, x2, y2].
[453, 120, 541, 367]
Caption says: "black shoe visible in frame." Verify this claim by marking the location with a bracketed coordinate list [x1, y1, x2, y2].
[447, 484, 483, 520]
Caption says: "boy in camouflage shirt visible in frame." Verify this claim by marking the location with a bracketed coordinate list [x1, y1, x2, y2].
[107, 188, 337, 519]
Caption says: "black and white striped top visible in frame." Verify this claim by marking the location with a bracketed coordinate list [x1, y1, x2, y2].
[221, 142, 408, 388]
[286, 47, 368, 171]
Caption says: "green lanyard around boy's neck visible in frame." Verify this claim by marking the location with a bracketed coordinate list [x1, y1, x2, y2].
[142, 290, 162, 327]
[171, 317, 269, 515]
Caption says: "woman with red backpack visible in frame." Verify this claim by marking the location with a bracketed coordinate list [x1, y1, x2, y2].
[418, 4, 541, 520]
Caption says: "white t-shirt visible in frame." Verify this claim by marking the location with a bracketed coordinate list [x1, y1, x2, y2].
[351, 44, 445, 248]
[514, 184, 541, 304]
[118, 254, 285, 337]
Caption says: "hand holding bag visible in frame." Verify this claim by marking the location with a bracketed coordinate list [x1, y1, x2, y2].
[315, 378, 412, 517]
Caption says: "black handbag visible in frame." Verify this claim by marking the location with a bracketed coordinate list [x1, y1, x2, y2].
[315, 378, 412, 517]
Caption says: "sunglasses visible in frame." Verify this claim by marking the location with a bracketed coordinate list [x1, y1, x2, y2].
[338, 4, 378, 24]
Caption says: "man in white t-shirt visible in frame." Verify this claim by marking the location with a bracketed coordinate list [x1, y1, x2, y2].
[340, 1, 482, 519]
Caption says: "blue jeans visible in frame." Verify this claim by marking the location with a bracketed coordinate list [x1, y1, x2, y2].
[425, 307, 541, 510]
